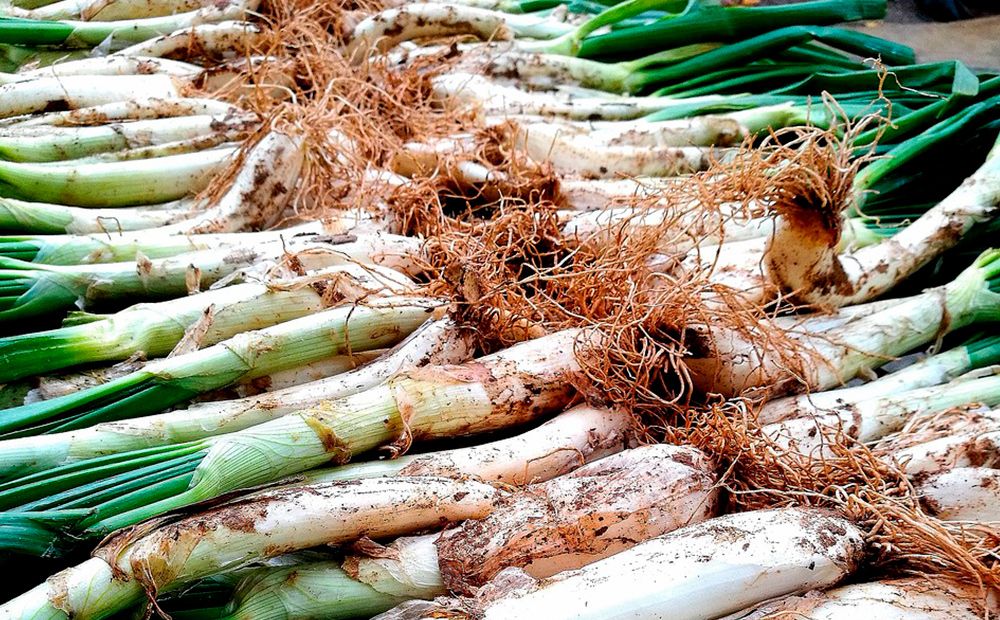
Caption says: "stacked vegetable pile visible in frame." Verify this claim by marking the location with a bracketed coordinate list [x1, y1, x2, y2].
[0, 0, 997, 617]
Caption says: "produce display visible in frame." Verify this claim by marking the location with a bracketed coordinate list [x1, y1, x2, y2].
[0, 0, 997, 617]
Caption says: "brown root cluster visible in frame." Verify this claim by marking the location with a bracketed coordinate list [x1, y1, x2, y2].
[192, 0, 474, 221]
[673, 400, 1000, 592]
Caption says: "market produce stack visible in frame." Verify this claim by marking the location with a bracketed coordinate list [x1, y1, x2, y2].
[0, 0, 997, 617]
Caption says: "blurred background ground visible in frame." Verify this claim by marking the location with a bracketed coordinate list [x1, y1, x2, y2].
[857, 1, 999, 69]
[766, 0, 999, 69]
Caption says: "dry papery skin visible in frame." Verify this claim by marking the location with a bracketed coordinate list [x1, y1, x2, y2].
[671, 399, 1000, 595]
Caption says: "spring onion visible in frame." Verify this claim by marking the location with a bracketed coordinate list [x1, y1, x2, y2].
[194, 444, 717, 620]
[0, 262, 413, 382]
[0, 113, 253, 162]
[0, 74, 181, 118]
[378, 507, 864, 620]
[0, 230, 423, 323]
[879, 411, 1000, 476]
[756, 336, 1000, 425]
[0, 197, 196, 233]
[686, 249, 1000, 396]
[0, 328, 591, 556]
[302, 404, 631, 487]
[0, 144, 236, 206]
[8, 0, 218, 22]
[358, 444, 716, 595]
[764, 369, 1000, 456]
[765, 127, 1000, 308]
[0, 317, 472, 476]
[5, 96, 244, 128]
[0, 295, 444, 436]
[114, 21, 263, 59]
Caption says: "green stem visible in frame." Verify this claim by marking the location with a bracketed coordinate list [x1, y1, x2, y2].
[855, 75, 1000, 147]
[771, 60, 980, 97]
[577, 0, 890, 60]
[853, 92, 1000, 196]
[545, 0, 693, 55]
[625, 26, 914, 92]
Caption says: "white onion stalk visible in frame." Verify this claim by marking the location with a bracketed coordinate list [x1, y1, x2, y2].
[0, 145, 235, 207]
[115, 21, 264, 59]
[0, 233, 419, 323]
[0, 196, 196, 233]
[353, 445, 718, 597]
[5, 97, 243, 128]
[202, 562, 410, 620]
[4, 56, 202, 81]
[0, 318, 473, 476]
[135, 407, 628, 615]
[225, 350, 386, 395]
[768, 294, 912, 335]
[733, 577, 998, 619]
[513, 122, 726, 178]
[0, 231, 423, 328]
[380, 0, 522, 9]
[432, 73, 726, 120]
[24, 348, 386, 407]
[916, 466, 1000, 521]
[394, 43, 629, 90]
[25, 349, 381, 406]
[0, 113, 254, 162]
[377, 507, 864, 620]
[11, 0, 215, 21]
[304, 404, 630, 487]
[10, 217, 362, 265]
[682, 216, 883, 306]
[556, 177, 684, 211]
[66, 135, 238, 163]
[184, 326, 590, 480]
[507, 106, 795, 149]
[560, 206, 771, 249]
[685, 249, 1000, 396]
[765, 133, 1000, 307]
[757, 337, 1000, 425]
[0, 477, 500, 620]
[0, 296, 446, 435]
[0, 74, 182, 119]
[885, 422, 1000, 476]
[5, 130, 309, 262]
[763, 371, 1000, 455]
[393, 127, 724, 180]
[347, 3, 573, 58]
